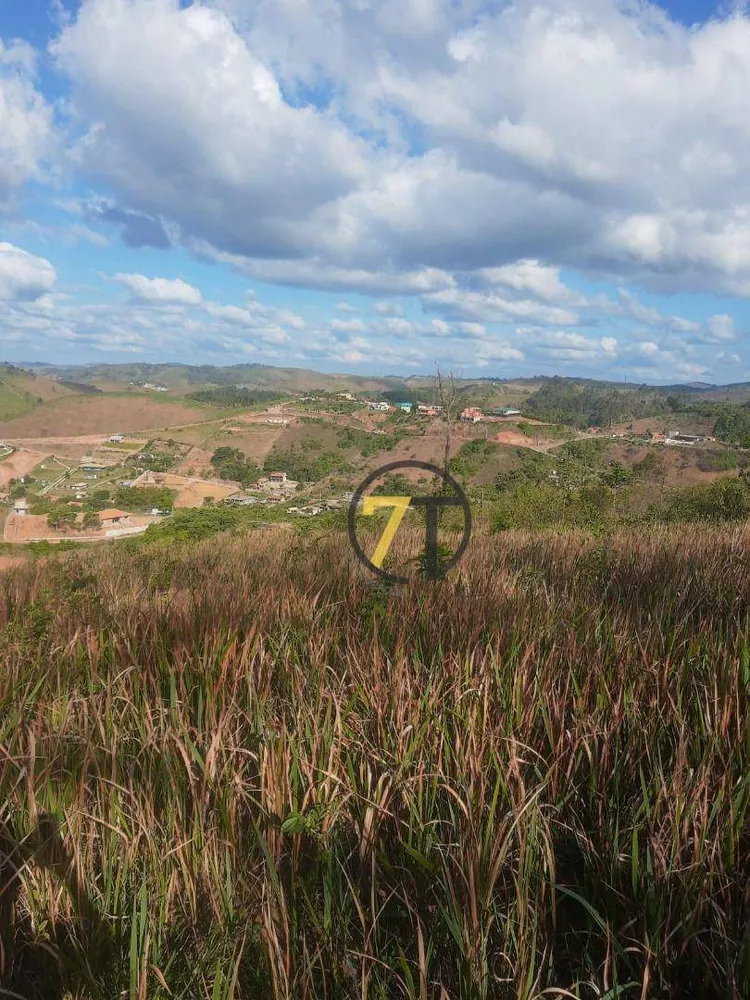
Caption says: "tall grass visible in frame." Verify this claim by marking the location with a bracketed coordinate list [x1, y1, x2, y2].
[0, 523, 748, 999]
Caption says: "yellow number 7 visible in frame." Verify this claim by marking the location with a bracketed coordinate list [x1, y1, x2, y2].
[361, 496, 412, 568]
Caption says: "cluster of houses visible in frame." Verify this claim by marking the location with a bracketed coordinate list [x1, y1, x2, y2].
[365, 401, 522, 421]
[299, 392, 524, 422]
[224, 470, 299, 505]
[128, 381, 169, 392]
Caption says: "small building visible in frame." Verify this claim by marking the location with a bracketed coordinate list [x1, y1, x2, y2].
[486, 407, 521, 417]
[396, 402, 414, 412]
[367, 401, 391, 411]
[12, 498, 28, 516]
[109, 434, 126, 443]
[460, 407, 483, 423]
[417, 404, 441, 417]
[98, 508, 131, 527]
[666, 432, 701, 445]
[336, 392, 354, 401]
[268, 471, 287, 483]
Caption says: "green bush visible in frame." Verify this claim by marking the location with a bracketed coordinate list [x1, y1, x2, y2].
[659, 477, 750, 524]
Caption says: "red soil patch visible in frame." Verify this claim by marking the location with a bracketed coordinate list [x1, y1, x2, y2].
[495, 431, 531, 447]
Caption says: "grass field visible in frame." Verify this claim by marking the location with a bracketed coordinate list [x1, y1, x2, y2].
[0, 394, 226, 438]
[0, 522, 748, 999]
[0, 380, 37, 422]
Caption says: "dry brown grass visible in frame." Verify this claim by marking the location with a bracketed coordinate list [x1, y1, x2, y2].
[0, 395, 220, 438]
[0, 523, 747, 999]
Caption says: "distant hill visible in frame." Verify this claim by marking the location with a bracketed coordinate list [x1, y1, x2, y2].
[10, 361, 750, 408]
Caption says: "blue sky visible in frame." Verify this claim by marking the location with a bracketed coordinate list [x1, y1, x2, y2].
[1, 0, 750, 383]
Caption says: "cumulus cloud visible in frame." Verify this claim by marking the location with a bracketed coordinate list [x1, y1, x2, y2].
[423, 287, 580, 326]
[0, 243, 56, 300]
[0, 41, 54, 208]
[705, 314, 736, 342]
[1, 0, 749, 379]
[52, 0, 369, 260]
[10, 0, 749, 333]
[114, 273, 203, 305]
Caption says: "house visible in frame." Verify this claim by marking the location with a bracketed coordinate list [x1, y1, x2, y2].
[109, 434, 125, 443]
[666, 432, 702, 445]
[336, 392, 354, 401]
[268, 471, 287, 483]
[12, 498, 28, 516]
[417, 404, 441, 417]
[267, 418, 289, 425]
[460, 407, 483, 423]
[396, 402, 414, 412]
[366, 401, 391, 411]
[98, 508, 131, 527]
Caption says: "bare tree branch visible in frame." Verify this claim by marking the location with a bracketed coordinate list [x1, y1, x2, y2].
[435, 367, 459, 479]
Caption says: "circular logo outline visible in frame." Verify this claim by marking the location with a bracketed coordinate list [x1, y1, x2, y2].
[347, 459, 472, 583]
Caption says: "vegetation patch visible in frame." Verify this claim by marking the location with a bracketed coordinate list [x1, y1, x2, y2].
[0, 526, 746, 997]
[186, 386, 289, 408]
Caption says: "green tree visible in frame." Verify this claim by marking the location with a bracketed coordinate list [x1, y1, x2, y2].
[82, 511, 101, 531]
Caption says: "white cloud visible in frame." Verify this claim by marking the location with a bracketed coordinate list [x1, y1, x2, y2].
[0, 243, 56, 300]
[639, 341, 661, 357]
[14, 0, 750, 310]
[0, 41, 54, 208]
[423, 287, 579, 325]
[705, 314, 736, 342]
[330, 318, 365, 334]
[477, 260, 584, 304]
[114, 273, 203, 305]
[52, 0, 368, 261]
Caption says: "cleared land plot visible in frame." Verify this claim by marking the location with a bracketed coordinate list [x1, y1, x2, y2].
[0, 395, 223, 438]
[132, 472, 238, 508]
[0, 449, 50, 489]
[3, 511, 157, 542]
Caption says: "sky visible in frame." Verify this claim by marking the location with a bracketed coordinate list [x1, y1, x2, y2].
[1, 0, 750, 382]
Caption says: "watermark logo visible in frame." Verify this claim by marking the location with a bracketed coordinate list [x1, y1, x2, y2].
[347, 460, 472, 583]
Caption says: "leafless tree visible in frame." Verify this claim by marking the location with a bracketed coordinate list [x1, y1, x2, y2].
[435, 367, 459, 477]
